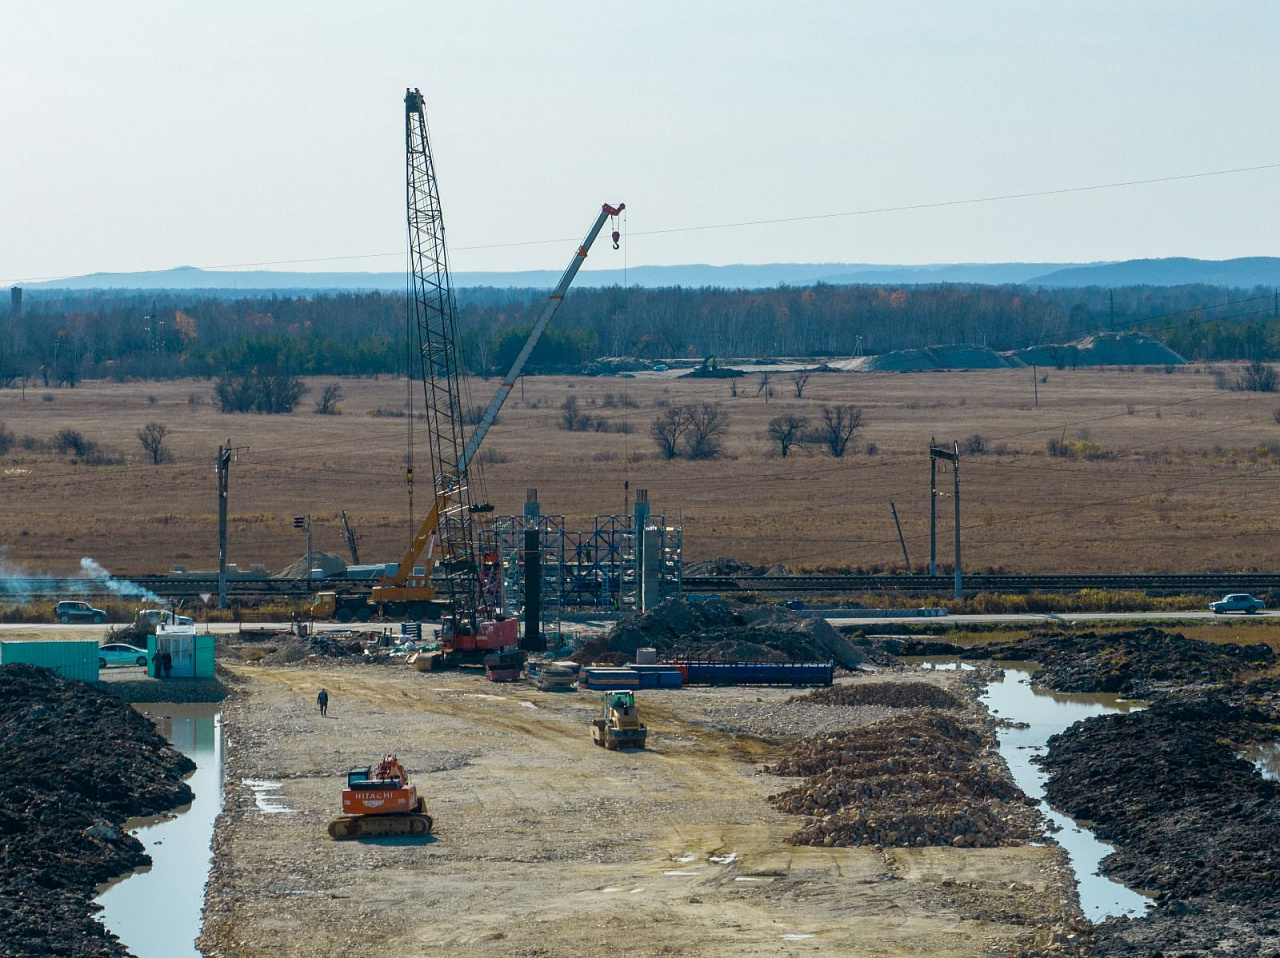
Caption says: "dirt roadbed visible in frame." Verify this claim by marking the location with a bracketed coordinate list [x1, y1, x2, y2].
[197, 665, 1081, 958]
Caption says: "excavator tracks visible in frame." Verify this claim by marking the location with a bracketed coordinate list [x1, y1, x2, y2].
[328, 801, 433, 840]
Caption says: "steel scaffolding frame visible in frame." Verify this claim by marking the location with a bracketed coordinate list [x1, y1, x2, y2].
[479, 512, 682, 615]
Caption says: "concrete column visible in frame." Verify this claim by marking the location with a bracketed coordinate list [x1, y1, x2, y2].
[640, 526, 661, 612]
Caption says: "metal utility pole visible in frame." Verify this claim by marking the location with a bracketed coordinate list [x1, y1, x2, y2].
[217, 441, 232, 610]
[952, 442, 962, 598]
[929, 440, 962, 596]
[889, 501, 911, 572]
[929, 437, 937, 576]
[294, 515, 313, 580]
[341, 511, 361, 564]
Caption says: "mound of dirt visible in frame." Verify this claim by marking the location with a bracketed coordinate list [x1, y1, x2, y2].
[1013, 331, 1186, 368]
[259, 633, 369, 665]
[789, 681, 962, 710]
[972, 627, 1273, 696]
[832, 344, 1022, 372]
[0, 663, 196, 958]
[765, 712, 1039, 848]
[682, 557, 767, 577]
[1039, 691, 1280, 955]
[580, 356, 652, 376]
[274, 551, 348, 579]
[579, 597, 863, 668]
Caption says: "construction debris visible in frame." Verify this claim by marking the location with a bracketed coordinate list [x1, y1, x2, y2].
[765, 711, 1041, 848]
[578, 597, 863, 668]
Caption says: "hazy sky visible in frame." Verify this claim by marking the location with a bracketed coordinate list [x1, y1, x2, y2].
[3, 2, 1279, 283]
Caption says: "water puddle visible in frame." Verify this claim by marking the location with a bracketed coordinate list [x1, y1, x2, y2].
[978, 664, 1152, 921]
[96, 704, 223, 958]
[243, 779, 294, 813]
[1243, 742, 1280, 781]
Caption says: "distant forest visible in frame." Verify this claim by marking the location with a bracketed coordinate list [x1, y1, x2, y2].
[3, 282, 1279, 384]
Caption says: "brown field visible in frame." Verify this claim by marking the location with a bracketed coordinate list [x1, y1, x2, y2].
[3, 364, 1280, 577]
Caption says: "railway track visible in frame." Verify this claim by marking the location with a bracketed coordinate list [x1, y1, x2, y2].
[1, 572, 1277, 603]
[682, 573, 1280, 595]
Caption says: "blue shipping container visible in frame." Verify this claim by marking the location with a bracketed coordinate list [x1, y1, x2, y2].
[676, 660, 833, 687]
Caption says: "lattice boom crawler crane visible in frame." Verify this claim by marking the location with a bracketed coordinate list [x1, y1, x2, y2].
[311, 87, 623, 653]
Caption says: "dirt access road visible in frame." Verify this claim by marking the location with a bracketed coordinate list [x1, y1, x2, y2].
[199, 664, 1078, 958]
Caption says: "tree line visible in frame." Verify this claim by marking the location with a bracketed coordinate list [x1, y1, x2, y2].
[3, 282, 1278, 384]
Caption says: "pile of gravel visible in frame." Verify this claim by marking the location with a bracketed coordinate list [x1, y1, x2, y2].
[788, 681, 962, 710]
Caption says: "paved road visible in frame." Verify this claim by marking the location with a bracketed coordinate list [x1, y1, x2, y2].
[827, 610, 1280, 627]
[2, 609, 1276, 641]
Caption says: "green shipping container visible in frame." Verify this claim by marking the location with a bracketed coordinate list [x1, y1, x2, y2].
[0, 640, 100, 683]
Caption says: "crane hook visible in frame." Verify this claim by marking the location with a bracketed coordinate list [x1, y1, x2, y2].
[611, 229, 621, 250]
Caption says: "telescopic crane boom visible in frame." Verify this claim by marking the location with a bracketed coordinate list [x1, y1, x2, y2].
[310, 87, 623, 629]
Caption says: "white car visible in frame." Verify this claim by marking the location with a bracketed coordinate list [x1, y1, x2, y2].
[1209, 594, 1265, 615]
[135, 608, 194, 628]
[99, 643, 150, 668]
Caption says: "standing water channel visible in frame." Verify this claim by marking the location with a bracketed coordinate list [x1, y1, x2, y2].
[917, 660, 1152, 922]
[95, 704, 223, 958]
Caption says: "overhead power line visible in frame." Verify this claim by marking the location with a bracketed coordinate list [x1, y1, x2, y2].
[7, 161, 1280, 284]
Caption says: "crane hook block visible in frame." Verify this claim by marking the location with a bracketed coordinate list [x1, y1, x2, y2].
[612, 230, 621, 250]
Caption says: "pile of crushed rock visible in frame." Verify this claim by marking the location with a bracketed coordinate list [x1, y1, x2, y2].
[764, 712, 1040, 848]
[578, 597, 863, 668]
[789, 680, 962, 710]
[0, 663, 196, 957]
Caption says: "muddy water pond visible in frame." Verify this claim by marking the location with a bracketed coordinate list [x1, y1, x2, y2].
[915, 659, 1152, 921]
[96, 704, 223, 958]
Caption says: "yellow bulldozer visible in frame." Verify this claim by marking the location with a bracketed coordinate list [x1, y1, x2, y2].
[590, 691, 647, 750]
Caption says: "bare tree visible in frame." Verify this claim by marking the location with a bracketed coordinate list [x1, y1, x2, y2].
[255, 369, 308, 413]
[215, 372, 258, 413]
[815, 405, 863, 457]
[560, 395, 587, 431]
[314, 382, 343, 415]
[136, 422, 170, 464]
[767, 414, 808, 458]
[1237, 361, 1278, 393]
[790, 371, 811, 398]
[684, 403, 730, 459]
[756, 373, 771, 403]
[649, 406, 691, 459]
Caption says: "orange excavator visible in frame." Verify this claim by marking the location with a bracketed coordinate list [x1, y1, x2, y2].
[327, 754, 433, 840]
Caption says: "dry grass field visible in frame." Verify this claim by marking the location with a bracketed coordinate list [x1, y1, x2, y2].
[2, 364, 1280, 577]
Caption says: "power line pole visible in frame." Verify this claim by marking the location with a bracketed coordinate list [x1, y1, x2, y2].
[294, 515, 313, 580]
[952, 441, 962, 598]
[889, 500, 911, 573]
[929, 437, 937, 576]
[341, 510, 361, 564]
[929, 439, 962, 595]
[217, 441, 232, 610]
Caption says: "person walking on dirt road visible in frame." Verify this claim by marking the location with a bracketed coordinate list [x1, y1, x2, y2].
[317, 688, 329, 717]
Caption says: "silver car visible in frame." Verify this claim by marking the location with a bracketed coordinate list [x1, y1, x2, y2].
[1209, 593, 1265, 614]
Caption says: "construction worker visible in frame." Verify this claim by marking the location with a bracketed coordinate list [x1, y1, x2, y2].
[317, 688, 329, 717]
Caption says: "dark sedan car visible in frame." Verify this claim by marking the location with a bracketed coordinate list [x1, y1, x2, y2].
[55, 600, 106, 624]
